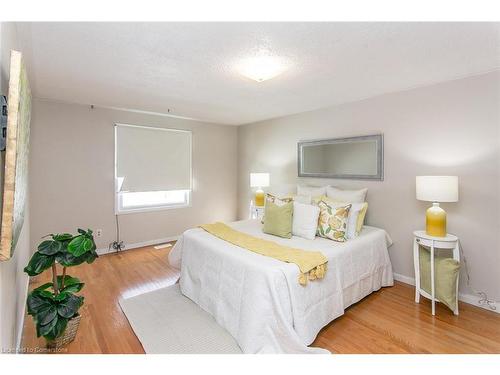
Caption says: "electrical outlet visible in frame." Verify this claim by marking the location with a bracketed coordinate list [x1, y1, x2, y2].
[96, 229, 103, 237]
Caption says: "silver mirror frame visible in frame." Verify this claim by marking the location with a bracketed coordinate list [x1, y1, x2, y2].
[297, 134, 384, 180]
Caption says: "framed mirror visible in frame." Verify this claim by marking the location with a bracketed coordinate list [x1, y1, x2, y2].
[298, 134, 383, 180]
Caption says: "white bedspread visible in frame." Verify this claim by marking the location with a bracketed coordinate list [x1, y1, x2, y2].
[168, 219, 393, 354]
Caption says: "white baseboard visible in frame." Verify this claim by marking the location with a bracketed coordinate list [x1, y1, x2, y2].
[392, 272, 416, 286]
[96, 235, 179, 256]
[393, 272, 499, 314]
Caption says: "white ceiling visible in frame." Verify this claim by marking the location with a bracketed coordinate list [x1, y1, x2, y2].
[20, 22, 500, 125]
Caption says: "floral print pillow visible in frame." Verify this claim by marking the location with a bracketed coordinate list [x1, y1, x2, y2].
[316, 200, 351, 242]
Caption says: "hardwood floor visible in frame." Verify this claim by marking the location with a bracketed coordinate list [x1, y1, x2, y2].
[22, 244, 500, 354]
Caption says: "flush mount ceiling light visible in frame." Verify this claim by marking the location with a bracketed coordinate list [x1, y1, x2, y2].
[236, 54, 289, 82]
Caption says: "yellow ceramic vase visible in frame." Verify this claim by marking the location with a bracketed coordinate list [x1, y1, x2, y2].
[426, 202, 447, 237]
[255, 189, 265, 207]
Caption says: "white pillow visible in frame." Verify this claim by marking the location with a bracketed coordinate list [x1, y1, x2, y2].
[268, 185, 295, 198]
[292, 201, 320, 240]
[293, 194, 312, 204]
[297, 185, 327, 197]
[326, 186, 368, 203]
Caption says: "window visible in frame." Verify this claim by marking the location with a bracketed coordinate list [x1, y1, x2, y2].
[115, 124, 192, 214]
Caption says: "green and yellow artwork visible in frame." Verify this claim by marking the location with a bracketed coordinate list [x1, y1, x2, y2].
[0, 50, 31, 261]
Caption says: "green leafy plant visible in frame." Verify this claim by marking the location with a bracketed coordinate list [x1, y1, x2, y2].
[24, 229, 98, 341]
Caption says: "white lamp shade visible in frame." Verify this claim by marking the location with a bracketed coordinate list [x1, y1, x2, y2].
[250, 173, 270, 188]
[416, 176, 459, 202]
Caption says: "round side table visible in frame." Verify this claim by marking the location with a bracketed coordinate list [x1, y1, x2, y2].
[413, 230, 460, 316]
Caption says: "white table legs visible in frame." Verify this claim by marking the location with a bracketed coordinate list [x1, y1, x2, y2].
[413, 239, 420, 303]
[430, 240, 435, 315]
[453, 242, 460, 316]
[414, 238, 436, 315]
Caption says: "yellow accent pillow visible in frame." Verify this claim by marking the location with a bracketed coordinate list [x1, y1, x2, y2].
[316, 200, 351, 242]
[355, 203, 368, 234]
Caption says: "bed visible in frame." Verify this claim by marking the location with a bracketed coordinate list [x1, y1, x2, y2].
[168, 219, 394, 354]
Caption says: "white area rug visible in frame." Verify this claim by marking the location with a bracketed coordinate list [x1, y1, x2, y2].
[119, 284, 242, 354]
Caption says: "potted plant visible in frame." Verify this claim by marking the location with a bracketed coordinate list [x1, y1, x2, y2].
[24, 228, 98, 348]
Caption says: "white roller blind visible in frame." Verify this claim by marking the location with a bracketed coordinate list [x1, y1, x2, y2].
[115, 124, 192, 192]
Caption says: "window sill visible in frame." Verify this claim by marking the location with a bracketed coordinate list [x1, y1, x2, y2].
[116, 203, 192, 215]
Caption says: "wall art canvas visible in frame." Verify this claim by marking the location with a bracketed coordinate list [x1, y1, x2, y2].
[0, 50, 31, 261]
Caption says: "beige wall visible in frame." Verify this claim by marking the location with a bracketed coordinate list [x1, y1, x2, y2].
[30, 100, 238, 252]
[0, 22, 32, 351]
[238, 71, 500, 301]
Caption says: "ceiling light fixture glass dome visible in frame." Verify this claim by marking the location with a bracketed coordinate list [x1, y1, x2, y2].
[236, 53, 289, 82]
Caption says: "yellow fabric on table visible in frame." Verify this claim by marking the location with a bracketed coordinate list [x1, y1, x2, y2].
[199, 222, 328, 286]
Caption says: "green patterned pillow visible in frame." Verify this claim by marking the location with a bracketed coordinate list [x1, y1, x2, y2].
[317, 200, 351, 242]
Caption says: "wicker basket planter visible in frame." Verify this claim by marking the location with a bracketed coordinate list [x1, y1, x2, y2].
[46, 314, 81, 349]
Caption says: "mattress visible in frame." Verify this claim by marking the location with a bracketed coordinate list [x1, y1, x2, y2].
[168, 219, 394, 353]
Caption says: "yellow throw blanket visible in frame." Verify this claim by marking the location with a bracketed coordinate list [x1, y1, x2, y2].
[199, 222, 328, 286]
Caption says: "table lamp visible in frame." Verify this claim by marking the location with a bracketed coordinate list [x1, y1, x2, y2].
[250, 173, 270, 207]
[416, 176, 458, 237]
